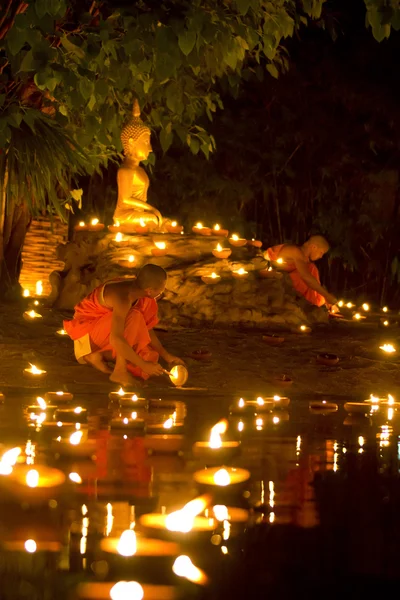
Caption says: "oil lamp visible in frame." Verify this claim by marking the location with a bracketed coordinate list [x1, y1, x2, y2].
[193, 419, 240, 460]
[118, 393, 148, 409]
[232, 267, 248, 279]
[110, 416, 146, 434]
[192, 222, 211, 235]
[262, 334, 285, 346]
[87, 218, 105, 232]
[167, 220, 183, 234]
[151, 241, 168, 257]
[54, 406, 87, 423]
[299, 325, 311, 333]
[56, 328, 68, 336]
[45, 390, 74, 403]
[101, 529, 179, 557]
[379, 343, 396, 354]
[135, 218, 149, 234]
[229, 233, 247, 247]
[247, 238, 262, 248]
[23, 363, 47, 379]
[309, 400, 338, 414]
[118, 255, 136, 268]
[212, 243, 231, 259]
[212, 224, 229, 237]
[362, 303, 370, 311]
[74, 221, 87, 231]
[23, 310, 43, 321]
[201, 272, 221, 284]
[8, 465, 66, 489]
[193, 466, 250, 488]
[108, 220, 121, 233]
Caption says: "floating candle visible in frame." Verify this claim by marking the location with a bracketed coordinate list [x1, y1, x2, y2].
[118, 393, 148, 409]
[379, 343, 396, 354]
[201, 272, 221, 284]
[151, 241, 167, 257]
[229, 234, 247, 247]
[212, 224, 229, 237]
[193, 466, 250, 487]
[108, 387, 128, 401]
[309, 400, 338, 414]
[193, 420, 240, 458]
[232, 267, 248, 279]
[9, 465, 65, 488]
[23, 364, 47, 379]
[23, 310, 42, 321]
[167, 220, 183, 234]
[212, 243, 232, 259]
[192, 222, 211, 235]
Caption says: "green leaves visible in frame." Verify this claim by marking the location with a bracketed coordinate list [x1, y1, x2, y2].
[178, 30, 196, 56]
[79, 78, 95, 101]
[235, 0, 251, 16]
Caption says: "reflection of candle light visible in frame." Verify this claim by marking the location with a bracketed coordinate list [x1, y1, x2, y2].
[24, 363, 46, 376]
[110, 582, 144, 600]
[383, 320, 389, 326]
[25, 540, 37, 553]
[23, 289, 30, 297]
[382, 306, 388, 312]
[173, 555, 207, 585]
[78, 221, 85, 227]
[238, 421, 244, 432]
[117, 530, 137, 556]
[379, 344, 396, 353]
[115, 232, 123, 242]
[155, 241, 166, 250]
[24, 310, 42, 320]
[256, 417, 263, 430]
[70, 431, 83, 445]
[35, 281, 43, 296]
[69, 472, 82, 484]
[238, 398, 245, 408]
[37, 397, 46, 410]
[163, 418, 174, 429]
[209, 419, 228, 449]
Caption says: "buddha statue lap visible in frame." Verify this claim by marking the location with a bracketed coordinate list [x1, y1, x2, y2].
[113, 99, 165, 232]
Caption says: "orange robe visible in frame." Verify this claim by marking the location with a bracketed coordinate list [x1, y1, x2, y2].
[63, 282, 159, 380]
[266, 244, 325, 307]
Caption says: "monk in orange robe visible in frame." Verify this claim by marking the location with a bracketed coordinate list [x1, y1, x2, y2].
[265, 235, 338, 310]
[63, 264, 184, 386]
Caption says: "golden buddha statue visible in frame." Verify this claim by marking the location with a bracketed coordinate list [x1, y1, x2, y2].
[113, 99, 162, 230]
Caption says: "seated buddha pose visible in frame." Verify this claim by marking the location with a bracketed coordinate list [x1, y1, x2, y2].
[265, 235, 338, 309]
[113, 99, 162, 230]
[63, 265, 184, 386]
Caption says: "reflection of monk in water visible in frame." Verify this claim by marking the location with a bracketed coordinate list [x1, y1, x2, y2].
[265, 235, 338, 310]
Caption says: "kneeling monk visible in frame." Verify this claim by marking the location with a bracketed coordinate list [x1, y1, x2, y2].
[63, 264, 184, 386]
[265, 235, 338, 309]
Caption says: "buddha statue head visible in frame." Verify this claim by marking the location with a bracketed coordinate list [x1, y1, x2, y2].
[121, 99, 152, 162]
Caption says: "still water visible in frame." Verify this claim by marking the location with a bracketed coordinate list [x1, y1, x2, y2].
[0, 390, 399, 599]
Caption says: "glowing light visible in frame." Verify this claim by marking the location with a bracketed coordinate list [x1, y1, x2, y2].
[388, 407, 394, 421]
[256, 417, 263, 430]
[74, 406, 84, 414]
[383, 320, 389, 326]
[209, 419, 228, 449]
[233, 268, 248, 275]
[90, 218, 99, 226]
[214, 224, 220, 231]
[388, 394, 395, 405]
[338, 300, 344, 307]
[69, 431, 83, 445]
[78, 221, 85, 227]
[155, 241, 166, 250]
[382, 306, 388, 313]
[35, 280, 43, 296]
[128, 255, 134, 263]
[300, 325, 307, 331]
[25, 363, 46, 375]
[173, 555, 205, 584]
[23, 289, 30, 297]
[26, 469, 39, 488]
[346, 302, 354, 308]
[238, 398, 245, 408]
[1, 447, 21, 466]
[213, 468, 231, 486]
[139, 218, 146, 228]
[362, 303, 369, 311]
[25, 539, 37, 553]
[213, 505, 229, 521]
[195, 222, 203, 229]
[238, 421, 244, 432]
[69, 472, 82, 484]
[115, 232, 123, 242]
[117, 530, 137, 557]
[231, 233, 240, 240]
[56, 329, 68, 335]
[272, 416, 280, 424]
[25, 310, 42, 319]
[36, 397, 46, 410]
[358, 436, 364, 447]
[256, 397, 265, 406]
[210, 272, 219, 279]
[110, 582, 144, 600]
[117, 387, 125, 396]
[221, 546, 228, 554]
[276, 257, 284, 264]
[171, 221, 177, 227]
[163, 418, 174, 429]
[354, 313, 362, 320]
[216, 243, 223, 251]
[379, 344, 396, 353]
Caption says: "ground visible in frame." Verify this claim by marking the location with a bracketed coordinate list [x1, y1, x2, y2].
[0, 303, 399, 402]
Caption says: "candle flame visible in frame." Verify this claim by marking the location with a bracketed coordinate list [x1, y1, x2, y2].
[79, 221, 85, 227]
[379, 344, 396, 353]
[23, 289, 30, 297]
[382, 306, 388, 312]
[117, 387, 125, 396]
[166, 496, 209, 532]
[69, 431, 83, 445]
[128, 255, 134, 263]
[36, 397, 46, 410]
[117, 529, 137, 556]
[163, 418, 174, 429]
[238, 421, 244, 432]
[91, 218, 99, 226]
[69, 472, 82, 484]
[26, 310, 42, 319]
[131, 411, 137, 419]
[388, 394, 395, 405]
[276, 258, 284, 264]
[216, 243, 223, 251]
[0, 447, 21, 474]
[346, 302, 354, 308]
[338, 300, 344, 307]
[213, 468, 231, 486]
[231, 234, 239, 240]
[234, 268, 248, 275]
[353, 313, 362, 320]
[256, 417, 263, 429]
[362, 303, 369, 311]
[173, 555, 206, 584]
[272, 416, 280, 424]
[238, 398, 245, 408]
[171, 221, 177, 227]
[195, 222, 203, 229]
[139, 218, 146, 227]
[25, 539, 37, 553]
[214, 224, 220, 230]
[57, 329, 67, 335]
[115, 232, 123, 242]
[370, 394, 380, 404]
[115, 221, 120, 227]
[155, 241, 166, 250]
[26, 469, 39, 488]
[26, 364, 46, 375]
[256, 397, 264, 406]
[383, 320, 389, 326]
[210, 272, 219, 279]
[74, 406, 84, 414]
[35, 280, 43, 296]
[110, 582, 143, 600]
[300, 325, 307, 331]
[209, 419, 228, 449]
[273, 395, 281, 401]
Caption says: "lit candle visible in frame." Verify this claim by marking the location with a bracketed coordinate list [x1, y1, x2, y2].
[110, 416, 146, 434]
[232, 267, 248, 279]
[35, 281, 43, 296]
[362, 303, 370, 311]
[382, 306, 389, 313]
[135, 218, 149, 234]
[299, 325, 311, 333]
[115, 232, 123, 242]
[108, 220, 121, 233]
[87, 218, 104, 232]
[108, 387, 128, 401]
[23, 364, 47, 379]
[353, 312, 365, 321]
[201, 272, 221, 284]
[23, 289, 30, 298]
[8, 465, 65, 489]
[26, 396, 57, 418]
[247, 238, 262, 248]
[140, 512, 215, 534]
[167, 220, 183, 234]
[346, 302, 354, 308]
[54, 406, 87, 423]
[192, 222, 211, 235]
[44, 391, 74, 403]
[229, 233, 247, 247]
[338, 300, 344, 307]
[118, 393, 148, 409]
[212, 224, 229, 237]
[101, 529, 179, 556]
[118, 255, 136, 268]
[74, 221, 87, 231]
[193, 466, 250, 487]
[56, 328, 68, 336]
[151, 241, 168, 256]
[309, 400, 338, 414]
[193, 419, 240, 459]
[173, 555, 208, 585]
[212, 243, 232, 259]
[381, 320, 390, 327]
[379, 343, 396, 354]
[23, 310, 43, 321]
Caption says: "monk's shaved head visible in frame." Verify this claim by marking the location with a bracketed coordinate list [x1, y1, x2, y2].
[136, 264, 167, 290]
[307, 235, 330, 252]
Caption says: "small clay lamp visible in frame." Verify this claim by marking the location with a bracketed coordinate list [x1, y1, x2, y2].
[193, 466, 250, 490]
[167, 220, 183, 234]
[118, 255, 136, 268]
[316, 353, 339, 367]
[108, 220, 121, 233]
[212, 243, 231, 259]
[44, 391, 74, 403]
[212, 223, 229, 237]
[258, 266, 275, 278]
[135, 218, 149, 234]
[268, 395, 290, 409]
[118, 393, 148, 409]
[56, 328, 68, 336]
[229, 233, 247, 247]
[143, 429, 185, 454]
[23, 364, 47, 380]
[151, 241, 168, 257]
[187, 349, 212, 361]
[108, 387, 129, 401]
[54, 406, 87, 424]
[229, 396, 273, 415]
[247, 238, 262, 248]
[109, 416, 145, 434]
[262, 334, 284, 346]
[192, 222, 211, 235]
[272, 374, 293, 387]
[23, 309, 43, 322]
[232, 267, 248, 279]
[74, 221, 88, 232]
[87, 218, 104, 232]
[201, 272, 221, 284]
[309, 400, 338, 414]
[193, 419, 240, 461]
[344, 402, 370, 414]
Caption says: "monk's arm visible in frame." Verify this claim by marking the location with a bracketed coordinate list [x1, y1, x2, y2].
[109, 300, 148, 368]
[293, 257, 337, 304]
[148, 329, 169, 360]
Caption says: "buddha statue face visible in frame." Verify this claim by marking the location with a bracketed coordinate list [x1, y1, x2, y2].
[126, 132, 152, 162]
[121, 99, 152, 162]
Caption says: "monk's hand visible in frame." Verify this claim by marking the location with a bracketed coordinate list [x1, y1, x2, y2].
[142, 361, 164, 376]
[329, 304, 340, 314]
[165, 354, 186, 367]
[325, 292, 338, 306]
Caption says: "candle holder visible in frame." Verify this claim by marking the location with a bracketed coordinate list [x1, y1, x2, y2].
[149, 399, 187, 419]
[187, 349, 212, 361]
[23, 310, 43, 322]
[167, 221, 183, 234]
[272, 374, 293, 387]
[118, 255, 136, 268]
[23, 364, 47, 380]
[87, 218, 105, 232]
[232, 268, 249, 279]
[146, 420, 184, 435]
[193, 466, 250, 490]
[309, 400, 338, 414]
[192, 223, 211, 236]
[316, 353, 339, 367]
[118, 394, 148, 409]
[229, 234, 247, 247]
[151, 241, 168, 257]
[267, 395, 291, 409]
[344, 402, 370, 414]
[192, 439, 240, 462]
[44, 391, 74, 403]
[108, 221, 121, 233]
[143, 434, 184, 454]
[262, 334, 284, 346]
[74, 221, 88, 232]
[212, 244, 232, 259]
[109, 417, 146, 435]
[135, 219, 149, 234]
[54, 406, 87, 424]
[108, 388, 129, 401]
[212, 224, 229, 237]
[201, 273, 221, 284]
[247, 239, 262, 248]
